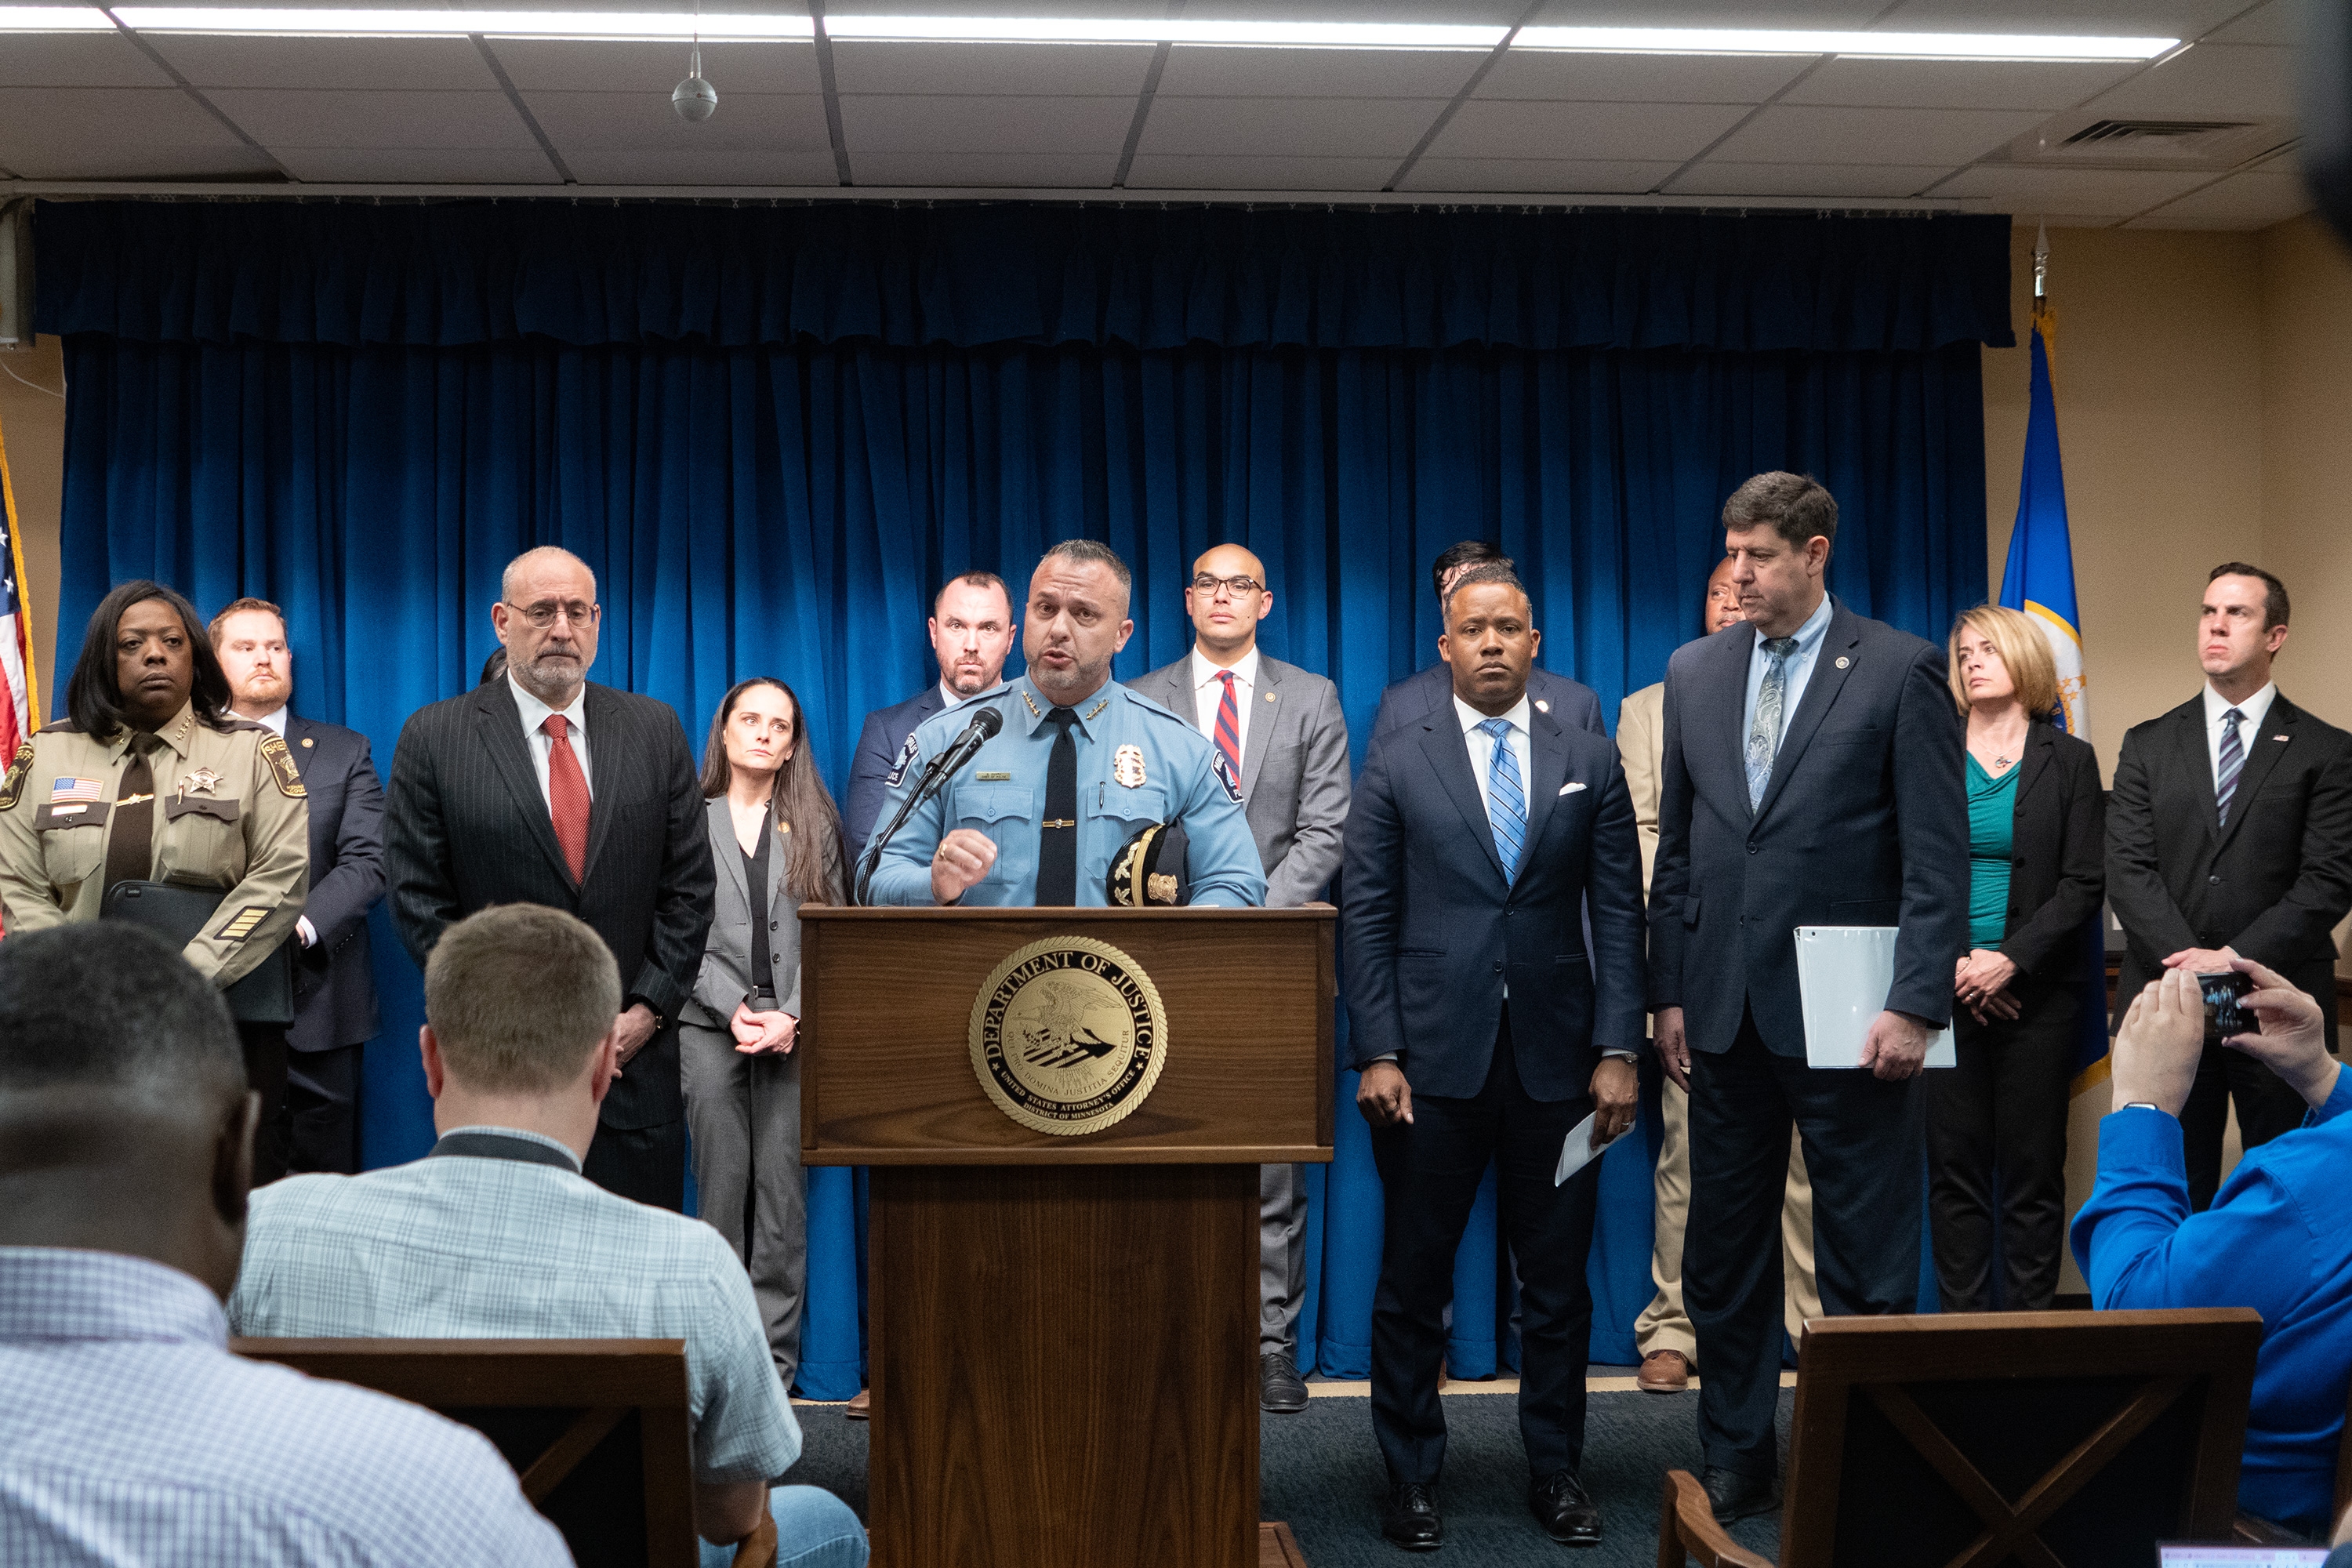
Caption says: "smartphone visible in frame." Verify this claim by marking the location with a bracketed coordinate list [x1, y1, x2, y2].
[2197, 971, 2257, 1044]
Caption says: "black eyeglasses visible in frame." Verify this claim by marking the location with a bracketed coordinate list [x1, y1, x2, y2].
[504, 600, 600, 630]
[1191, 574, 1264, 597]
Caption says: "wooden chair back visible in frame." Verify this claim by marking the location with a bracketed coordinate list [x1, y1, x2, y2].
[1660, 1308, 2263, 1568]
[232, 1338, 720, 1568]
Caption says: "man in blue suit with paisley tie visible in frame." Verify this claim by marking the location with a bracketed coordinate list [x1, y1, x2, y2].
[1343, 563, 1647, 1553]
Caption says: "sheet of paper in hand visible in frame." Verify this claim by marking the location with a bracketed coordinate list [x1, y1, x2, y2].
[1794, 926, 1957, 1069]
[1554, 1110, 1602, 1187]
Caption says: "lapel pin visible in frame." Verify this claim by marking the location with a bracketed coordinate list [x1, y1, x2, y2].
[1835, 655, 1851, 670]
[1534, 699, 1551, 713]
[300, 737, 314, 748]
[1264, 691, 1276, 703]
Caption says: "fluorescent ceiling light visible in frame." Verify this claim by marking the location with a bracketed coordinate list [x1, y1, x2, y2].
[1512, 26, 2176, 61]
[823, 16, 1503, 48]
[0, 5, 114, 27]
[103, 5, 814, 34]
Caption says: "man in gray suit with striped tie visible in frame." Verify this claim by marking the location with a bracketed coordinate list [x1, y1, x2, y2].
[1132, 542, 1350, 1414]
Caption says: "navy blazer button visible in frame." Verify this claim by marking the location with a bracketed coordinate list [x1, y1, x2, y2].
[771, 920, 781, 930]
[1747, 842, 1759, 855]
[2209, 874, 2222, 885]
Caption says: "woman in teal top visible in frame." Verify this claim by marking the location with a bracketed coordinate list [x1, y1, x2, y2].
[1932, 606, 2106, 1312]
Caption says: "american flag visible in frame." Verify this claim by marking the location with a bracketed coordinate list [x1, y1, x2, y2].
[0, 414, 34, 764]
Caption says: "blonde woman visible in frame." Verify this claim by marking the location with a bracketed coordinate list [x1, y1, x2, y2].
[1932, 606, 2103, 1310]
[683, 677, 843, 1391]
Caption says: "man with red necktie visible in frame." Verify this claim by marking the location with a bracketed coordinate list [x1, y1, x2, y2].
[1133, 541, 1351, 1416]
[386, 546, 714, 1210]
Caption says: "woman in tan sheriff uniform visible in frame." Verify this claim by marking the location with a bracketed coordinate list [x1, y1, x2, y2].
[0, 579, 309, 1181]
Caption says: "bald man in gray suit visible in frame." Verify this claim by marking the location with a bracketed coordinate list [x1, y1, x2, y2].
[1132, 542, 1349, 1413]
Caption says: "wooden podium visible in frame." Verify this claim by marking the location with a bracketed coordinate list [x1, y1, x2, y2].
[800, 906, 1335, 1568]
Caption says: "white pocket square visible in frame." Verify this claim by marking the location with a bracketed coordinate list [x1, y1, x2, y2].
[1559, 782, 1586, 796]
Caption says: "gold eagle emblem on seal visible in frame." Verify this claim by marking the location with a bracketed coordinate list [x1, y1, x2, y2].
[969, 936, 1169, 1136]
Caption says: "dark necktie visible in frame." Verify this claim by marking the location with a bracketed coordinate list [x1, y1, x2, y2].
[103, 736, 155, 893]
[1037, 706, 1080, 906]
[2216, 707, 2245, 827]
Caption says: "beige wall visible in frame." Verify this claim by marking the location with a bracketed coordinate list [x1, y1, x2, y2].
[0, 334, 63, 711]
[2260, 215, 2352, 735]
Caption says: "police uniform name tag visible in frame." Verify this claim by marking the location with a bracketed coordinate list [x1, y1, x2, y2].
[969, 936, 1169, 1136]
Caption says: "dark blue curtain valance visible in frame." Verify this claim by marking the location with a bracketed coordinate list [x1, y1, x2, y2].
[36, 201, 2013, 354]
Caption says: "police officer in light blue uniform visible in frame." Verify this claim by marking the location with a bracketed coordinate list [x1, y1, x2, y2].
[864, 540, 1266, 910]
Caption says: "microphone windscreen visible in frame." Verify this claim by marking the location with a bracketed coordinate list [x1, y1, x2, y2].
[973, 706, 1004, 738]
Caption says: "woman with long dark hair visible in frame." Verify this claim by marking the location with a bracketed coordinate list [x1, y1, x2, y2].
[681, 677, 844, 1392]
[0, 579, 310, 1180]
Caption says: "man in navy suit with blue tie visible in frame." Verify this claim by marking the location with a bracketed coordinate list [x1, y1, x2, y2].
[1649, 472, 1967, 1523]
[843, 572, 1018, 859]
[1344, 564, 1647, 1552]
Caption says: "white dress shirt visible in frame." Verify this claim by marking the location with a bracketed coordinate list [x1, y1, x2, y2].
[242, 706, 314, 947]
[506, 672, 593, 804]
[1740, 592, 1836, 757]
[2204, 680, 2278, 789]
[1190, 644, 1261, 759]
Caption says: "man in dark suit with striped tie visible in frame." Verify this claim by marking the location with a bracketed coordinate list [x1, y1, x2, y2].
[1343, 564, 1646, 1552]
[2107, 561, 2352, 1210]
[385, 546, 714, 1210]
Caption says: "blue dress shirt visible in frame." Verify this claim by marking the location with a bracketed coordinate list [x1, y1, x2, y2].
[2070, 1071, 2352, 1534]
[1, 1247, 567, 1567]
[1740, 591, 1836, 760]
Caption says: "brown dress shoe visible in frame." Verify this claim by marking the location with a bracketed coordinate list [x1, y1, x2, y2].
[1636, 1349, 1690, 1393]
[846, 1388, 870, 1420]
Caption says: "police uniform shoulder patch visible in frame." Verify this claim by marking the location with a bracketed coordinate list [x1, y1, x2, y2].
[883, 729, 921, 789]
[258, 733, 307, 798]
[1210, 750, 1243, 804]
[0, 742, 31, 811]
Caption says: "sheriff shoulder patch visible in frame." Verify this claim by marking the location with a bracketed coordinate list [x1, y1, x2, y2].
[1211, 751, 1243, 804]
[259, 734, 307, 798]
[883, 729, 921, 789]
[0, 743, 31, 811]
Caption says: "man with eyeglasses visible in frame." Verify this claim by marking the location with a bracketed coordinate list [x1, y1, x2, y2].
[386, 546, 715, 1210]
[1133, 541, 1350, 1416]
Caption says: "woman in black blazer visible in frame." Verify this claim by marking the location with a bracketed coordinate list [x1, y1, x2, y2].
[1933, 605, 2104, 1311]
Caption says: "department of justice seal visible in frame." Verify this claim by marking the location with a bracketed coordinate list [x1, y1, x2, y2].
[969, 936, 1169, 1136]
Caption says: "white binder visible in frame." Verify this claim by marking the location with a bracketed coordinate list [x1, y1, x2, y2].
[1793, 926, 1956, 1069]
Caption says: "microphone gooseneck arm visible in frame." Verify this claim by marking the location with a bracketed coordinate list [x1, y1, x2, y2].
[853, 706, 1004, 906]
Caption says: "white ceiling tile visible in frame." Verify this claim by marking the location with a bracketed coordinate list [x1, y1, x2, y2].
[2027, 212, 2124, 227]
[1929, 163, 2215, 213]
[1530, 0, 1883, 22]
[525, 89, 831, 154]
[2206, 1, 2300, 46]
[2126, 167, 2314, 227]
[839, 93, 1134, 154]
[485, 38, 821, 95]
[807, 0, 1160, 13]
[0, 34, 175, 89]
[1666, 161, 1959, 197]
[1881, 0, 2250, 34]
[2078, 43, 2296, 121]
[272, 147, 559, 182]
[0, 85, 253, 177]
[851, 151, 1119, 186]
[1154, 45, 1484, 100]
[205, 88, 539, 149]
[1136, 96, 1444, 158]
[1399, 157, 1682, 193]
[1784, 58, 2137, 112]
[144, 34, 498, 90]
[559, 148, 841, 183]
[1091, 0, 1517, 15]
[1123, 154, 1396, 190]
[1476, 51, 1809, 104]
[830, 41, 1153, 96]
[1711, 104, 2045, 165]
[1430, 99, 1750, 162]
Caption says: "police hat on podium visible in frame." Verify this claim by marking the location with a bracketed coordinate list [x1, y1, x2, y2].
[1107, 821, 1191, 907]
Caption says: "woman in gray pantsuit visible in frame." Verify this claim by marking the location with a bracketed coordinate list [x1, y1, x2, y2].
[684, 677, 843, 1389]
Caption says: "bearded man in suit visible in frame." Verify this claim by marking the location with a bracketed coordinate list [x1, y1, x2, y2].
[842, 572, 1018, 862]
[385, 546, 713, 1210]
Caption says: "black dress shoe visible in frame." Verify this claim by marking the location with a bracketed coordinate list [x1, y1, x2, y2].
[1700, 1466, 1778, 1524]
[1529, 1468, 1601, 1547]
[1259, 1351, 1309, 1414]
[1379, 1482, 1444, 1551]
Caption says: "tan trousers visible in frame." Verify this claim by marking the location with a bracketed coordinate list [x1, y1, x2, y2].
[1635, 1076, 1821, 1361]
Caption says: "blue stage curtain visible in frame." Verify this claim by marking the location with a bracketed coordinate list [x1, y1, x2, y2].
[42, 201, 1998, 1397]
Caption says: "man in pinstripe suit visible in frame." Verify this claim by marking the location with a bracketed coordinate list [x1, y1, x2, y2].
[385, 546, 714, 1210]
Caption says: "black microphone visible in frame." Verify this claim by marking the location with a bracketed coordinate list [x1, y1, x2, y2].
[854, 706, 1005, 906]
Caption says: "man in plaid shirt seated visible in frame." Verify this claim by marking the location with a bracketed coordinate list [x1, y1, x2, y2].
[229, 902, 866, 1568]
[0, 922, 568, 1568]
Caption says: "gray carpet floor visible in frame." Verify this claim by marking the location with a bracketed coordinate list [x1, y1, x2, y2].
[789, 1383, 1793, 1566]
